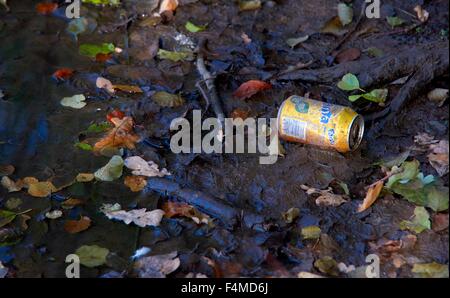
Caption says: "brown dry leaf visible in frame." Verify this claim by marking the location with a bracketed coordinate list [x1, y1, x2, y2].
[159, 0, 178, 14]
[428, 140, 449, 177]
[162, 201, 211, 225]
[358, 180, 384, 212]
[414, 5, 429, 23]
[321, 16, 348, 36]
[414, 133, 438, 147]
[75, 173, 95, 182]
[432, 213, 449, 232]
[301, 185, 348, 207]
[64, 216, 91, 234]
[28, 181, 57, 198]
[94, 117, 140, 152]
[96, 77, 115, 94]
[112, 84, 143, 94]
[0, 165, 14, 176]
[335, 48, 361, 63]
[230, 108, 250, 120]
[124, 176, 147, 192]
[62, 198, 84, 209]
[1, 176, 22, 192]
[134, 251, 180, 278]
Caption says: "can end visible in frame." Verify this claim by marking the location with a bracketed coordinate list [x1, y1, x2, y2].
[348, 115, 364, 151]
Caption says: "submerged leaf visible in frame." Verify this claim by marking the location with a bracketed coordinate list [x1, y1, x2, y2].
[102, 208, 165, 227]
[157, 49, 193, 62]
[124, 176, 147, 192]
[152, 91, 185, 107]
[314, 256, 339, 276]
[28, 181, 57, 198]
[134, 251, 180, 278]
[94, 155, 124, 182]
[400, 206, 431, 233]
[94, 117, 140, 151]
[79, 43, 115, 58]
[112, 84, 143, 94]
[282, 207, 300, 224]
[233, 80, 272, 100]
[96, 77, 115, 94]
[52, 68, 74, 81]
[75, 245, 109, 268]
[64, 216, 91, 234]
[337, 3, 353, 26]
[124, 156, 170, 178]
[321, 16, 348, 36]
[412, 263, 449, 278]
[335, 48, 361, 63]
[386, 16, 406, 28]
[36, 2, 58, 15]
[162, 202, 211, 225]
[60, 94, 86, 109]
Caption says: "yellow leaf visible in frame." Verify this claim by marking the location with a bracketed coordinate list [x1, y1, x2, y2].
[28, 181, 57, 198]
[76, 173, 95, 182]
[358, 180, 384, 212]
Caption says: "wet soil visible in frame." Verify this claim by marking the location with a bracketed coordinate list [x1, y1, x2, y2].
[0, 0, 448, 277]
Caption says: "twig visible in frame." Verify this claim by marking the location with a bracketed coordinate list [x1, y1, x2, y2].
[272, 60, 315, 80]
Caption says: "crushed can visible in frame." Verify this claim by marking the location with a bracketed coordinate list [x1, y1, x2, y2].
[277, 95, 364, 152]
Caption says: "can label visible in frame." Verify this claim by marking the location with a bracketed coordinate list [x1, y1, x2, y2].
[278, 96, 364, 152]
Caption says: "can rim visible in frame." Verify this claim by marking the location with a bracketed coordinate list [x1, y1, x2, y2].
[347, 114, 364, 151]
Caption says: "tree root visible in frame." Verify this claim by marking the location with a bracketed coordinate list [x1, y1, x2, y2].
[279, 42, 449, 136]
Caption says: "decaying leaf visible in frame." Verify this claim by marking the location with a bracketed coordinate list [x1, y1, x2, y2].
[152, 91, 185, 107]
[239, 0, 261, 11]
[428, 140, 449, 177]
[45, 210, 63, 219]
[432, 213, 449, 232]
[314, 256, 339, 276]
[162, 202, 211, 225]
[28, 181, 57, 198]
[124, 156, 170, 178]
[112, 84, 143, 94]
[358, 180, 384, 212]
[75, 173, 95, 182]
[94, 155, 124, 182]
[412, 262, 449, 278]
[64, 216, 91, 234]
[36, 2, 58, 15]
[286, 35, 309, 48]
[134, 251, 180, 278]
[0, 165, 14, 177]
[386, 16, 406, 28]
[335, 48, 361, 63]
[1, 176, 23, 192]
[282, 207, 299, 224]
[233, 80, 272, 100]
[400, 207, 431, 234]
[96, 77, 115, 94]
[301, 226, 321, 240]
[62, 198, 84, 209]
[94, 117, 140, 151]
[427, 88, 448, 107]
[75, 245, 109, 268]
[1, 209, 31, 228]
[52, 68, 74, 81]
[157, 49, 193, 62]
[106, 109, 125, 124]
[414, 5, 429, 23]
[159, 0, 178, 14]
[321, 16, 348, 36]
[124, 176, 147, 192]
[60, 94, 86, 109]
[230, 108, 250, 120]
[337, 3, 353, 26]
[301, 185, 348, 207]
[102, 208, 165, 227]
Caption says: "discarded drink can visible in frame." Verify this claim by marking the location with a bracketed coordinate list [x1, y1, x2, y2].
[277, 95, 364, 152]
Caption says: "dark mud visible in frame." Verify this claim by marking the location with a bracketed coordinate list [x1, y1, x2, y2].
[0, 0, 448, 277]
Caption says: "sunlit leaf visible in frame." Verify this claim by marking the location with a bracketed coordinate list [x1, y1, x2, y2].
[337, 73, 361, 91]
[400, 206, 431, 233]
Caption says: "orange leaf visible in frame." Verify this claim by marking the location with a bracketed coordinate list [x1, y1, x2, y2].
[106, 109, 125, 124]
[233, 80, 272, 100]
[358, 181, 384, 212]
[95, 53, 113, 63]
[162, 201, 211, 225]
[230, 108, 250, 120]
[94, 117, 140, 152]
[36, 2, 58, 15]
[159, 0, 178, 13]
[52, 68, 74, 81]
[64, 216, 91, 234]
[113, 84, 143, 94]
[124, 176, 147, 192]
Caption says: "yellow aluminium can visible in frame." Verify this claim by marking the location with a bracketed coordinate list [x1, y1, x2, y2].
[277, 95, 364, 152]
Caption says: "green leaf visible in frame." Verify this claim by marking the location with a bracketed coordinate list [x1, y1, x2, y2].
[314, 256, 339, 276]
[282, 207, 299, 224]
[386, 16, 406, 28]
[348, 94, 363, 102]
[366, 47, 384, 58]
[361, 89, 388, 103]
[337, 73, 361, 91]
[79, 43, 115, 58]
[152, 91, 185, 108]
[400, 206, 431, 233]
[286, 35, 309, 48]
[157, 49, 194, 62]
[412, 263, 449, 278]
[86, 122, 112, 133]
[337, 3, 353, 26]
[426, 186, 449, 212]
[301, 226, 322, 240]
[75, 245, 109, 268]
[185, 21, 207, 33]
[0, 209, 17, 228]
[386, 160, 420, 188]
[391, 180, 449, 212]
[94, 155, 124, 182]
[75, 142, 93, 151]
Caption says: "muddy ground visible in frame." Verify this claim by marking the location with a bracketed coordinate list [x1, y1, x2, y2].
[0, 0, 448, 278]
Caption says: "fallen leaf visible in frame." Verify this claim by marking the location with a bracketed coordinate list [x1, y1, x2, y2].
[366, 47, 384, 58]
[102, 208, 165, 227]
[414, 132, 438, 147]
[239, 0, 261, 11]
[79, 43, 115, 58]
[36, 2, 58, 15]
[112, 84, 143, 94]
[45, 210, 63, 219]
[301, 226, 321, 240]
[124, 176, 147, 192]
[134, 251, 180, 278]
[95, 53, 113, 62]
[62, 198, 84, 209]
[230, 108, 250, 120]
[0, 210, 17, 228]
[321, 16, 348, 36]
[52, 68, 74, 81]
[375, 151, 410, 170]
[432, 213, 449, 232]
[5, 197, 22, 210]
[152, 91, 185, 107]
[106, 109, 125, 124]
[400, 206, 431, 234]
[94, 155, 124, 182]
[427, 88, 448, 107]
[233, 80, 272, 100]
[96, 77, 115, 94]
[64, 216, 91, 234]
[358, 180, 384, 212]
[282, 207, 299, 224]
[286, 35, 309, 48]
[157, 49, 193, 62]
[0, 165, 14, 177]
[335, 48, 361, 63]
[414, 5, 429, 23]
[314, 256, 339, 276]
[94, 117, 140, 151]
[337, 3, 353, 26]
[185, 21, 207, 33]
[75, 142, 93, 151]
[60, 94, 86, 109]
[162, 202, 211, 225]
[159, 0, 178, 14]
[28, 181, 57, 198]
[75, 173, 95, 182]
[337, 73, 362, 91]
[386, 160, 420, 188]
[1, 176, 22, 192]
[301, 185, 348, 207]
[75, 245, 109, 268]
[412, 262, 449, 278]
[124, 156, 170, 178]
[428, 140, 449, 177]
[386, 16, 406, 28]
